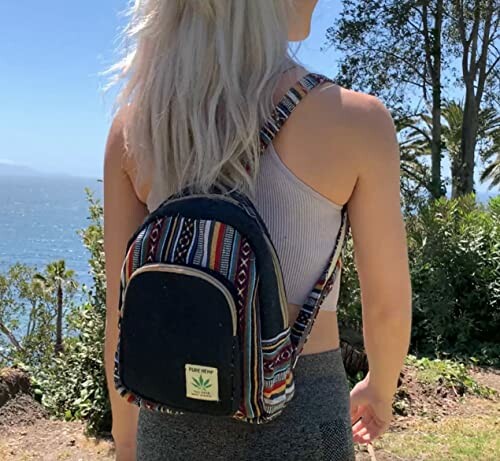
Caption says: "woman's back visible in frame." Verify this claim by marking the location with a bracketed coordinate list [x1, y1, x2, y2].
[137, 63, 401, 354]
[103, 2, 412, 458]
[133, 66, 368, 354]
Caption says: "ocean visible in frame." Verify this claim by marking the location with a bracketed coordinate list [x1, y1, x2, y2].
[0, 175, 103, 288]
[1, 175, 497, 288]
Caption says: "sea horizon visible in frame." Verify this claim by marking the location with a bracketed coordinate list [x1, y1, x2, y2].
[0, 175, 103, 288]
[0, 174, 497, 287]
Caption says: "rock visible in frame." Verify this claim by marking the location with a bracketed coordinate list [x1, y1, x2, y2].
[340, 340, 369, 376]
[0, 367, 31, 407]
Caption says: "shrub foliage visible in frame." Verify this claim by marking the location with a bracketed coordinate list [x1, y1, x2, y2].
[339, 194, 500, 365]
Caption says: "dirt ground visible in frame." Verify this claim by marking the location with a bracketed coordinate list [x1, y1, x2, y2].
[0, 394, 114, 461]
[0, 366, 498, 461]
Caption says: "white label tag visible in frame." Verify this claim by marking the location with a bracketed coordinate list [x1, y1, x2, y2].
[185, 364, 219, 401]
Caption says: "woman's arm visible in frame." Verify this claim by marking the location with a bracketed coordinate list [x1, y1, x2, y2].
[103, 113, 148, 459]
[346, 96, 412, 443]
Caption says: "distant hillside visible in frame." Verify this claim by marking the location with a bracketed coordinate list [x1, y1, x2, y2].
[0, 162, 41, 177]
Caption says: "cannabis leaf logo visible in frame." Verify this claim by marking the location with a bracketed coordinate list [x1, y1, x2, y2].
[192, 374, 212, 391]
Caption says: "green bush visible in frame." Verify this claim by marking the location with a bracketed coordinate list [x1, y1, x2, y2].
[337, 237, 362, 332]
[339, 194, 500, 365]
[33, 188, 111, 435]
[408, 194, 500, 363]
[34, 299, 110, 434]
[405, 355, 496, 398]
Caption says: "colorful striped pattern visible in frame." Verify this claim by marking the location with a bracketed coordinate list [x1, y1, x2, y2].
[259, 73, 334, 154]
[290, 205, 349, 369]
[119, 217, 246, 288]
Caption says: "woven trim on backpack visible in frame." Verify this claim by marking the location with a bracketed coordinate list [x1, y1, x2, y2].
[261, 327, 295, 412]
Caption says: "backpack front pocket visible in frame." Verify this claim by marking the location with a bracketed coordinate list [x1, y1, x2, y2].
[118, 263, 241, 416]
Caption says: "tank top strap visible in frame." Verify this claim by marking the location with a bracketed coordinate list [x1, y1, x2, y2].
[259, 73, 335, 154]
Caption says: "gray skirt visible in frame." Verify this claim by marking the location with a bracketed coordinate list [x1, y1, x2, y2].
[136, 347, 355, 461]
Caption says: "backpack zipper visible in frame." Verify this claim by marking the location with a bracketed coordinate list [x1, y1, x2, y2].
[144, 193, 290, 329]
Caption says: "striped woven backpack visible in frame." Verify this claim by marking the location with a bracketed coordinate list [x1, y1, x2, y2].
[114, 73, 350, 424]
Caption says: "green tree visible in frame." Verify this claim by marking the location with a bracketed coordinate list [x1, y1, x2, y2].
[478, 106, 500, 187]
[326, 0, 499, 198]
[326, 0, 447, 198]
[449, 0, 500, 195]
[396, 100, 500, 197]
[34, 261, 77, 355]
[36, 187, 111, 434]
[481, 147, 500, 187]
[0, 264, 55, 368]
[397, 115, 433, 197]
[0, 265, 35, 362]
[339, 194, 500, 368]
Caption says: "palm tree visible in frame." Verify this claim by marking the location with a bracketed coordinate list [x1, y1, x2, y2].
[398, 101, 500, 198]
[442, 101, 500, 195]
[396, 115, 434, 197]
[481, 152, 500, 188]
[477, 107, 500, 189]
[34, 261, 77, 354]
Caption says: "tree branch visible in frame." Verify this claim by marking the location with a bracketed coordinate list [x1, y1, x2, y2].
[469, 0, 482, 76]
[483, 55, 500, 83]
[456, 0, 472, 78]
[350, 46, 430, 84]
[475, 0, 495, 105]
[422, 0, 435, 77]
[401, 163, 432, 192]
[0, 320, 24, 353]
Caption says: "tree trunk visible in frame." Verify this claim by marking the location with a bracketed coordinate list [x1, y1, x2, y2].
[451, 155, 461, 198]
[452, 0, 495, 197]
[430, 74, 443, 198]
[423, 0, 444, 199]
[54, 283, 64, 354]
[456, 86, 479, 196]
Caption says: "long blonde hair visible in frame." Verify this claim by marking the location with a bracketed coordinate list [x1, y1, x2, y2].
[109, 0, 299, 201]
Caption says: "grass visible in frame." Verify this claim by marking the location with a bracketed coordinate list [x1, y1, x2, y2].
[353, 356, 500, 460]
[372, 404, 500, 460]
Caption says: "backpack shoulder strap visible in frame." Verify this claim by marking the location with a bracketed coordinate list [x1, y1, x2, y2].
[259, 72, 335, 154]
[291, 195, 350, 370]
[258, 72, 346, 369]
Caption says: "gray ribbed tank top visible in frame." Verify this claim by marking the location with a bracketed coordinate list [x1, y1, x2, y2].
[146, 72, 343, 312]
[254, 142, 343, 312]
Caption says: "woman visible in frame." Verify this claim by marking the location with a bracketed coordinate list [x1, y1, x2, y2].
[103, 1, 412, 460]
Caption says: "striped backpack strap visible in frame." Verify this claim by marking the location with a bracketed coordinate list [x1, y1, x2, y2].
[257, 71, 348, 369]
[291, 206, 349, 369]
[259, 72, 335, 153]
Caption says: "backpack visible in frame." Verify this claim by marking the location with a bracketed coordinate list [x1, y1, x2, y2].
[113, 72, 350, 424]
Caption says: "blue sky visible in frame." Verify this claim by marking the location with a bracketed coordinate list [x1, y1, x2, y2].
[0, 1, 495, 195]
[0, 0, 341, 179]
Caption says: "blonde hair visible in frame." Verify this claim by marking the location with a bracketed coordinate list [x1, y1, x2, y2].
[109, 0, 300, 201]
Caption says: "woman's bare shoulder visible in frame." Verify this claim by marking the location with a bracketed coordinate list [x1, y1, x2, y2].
[104, 107, 129, 169]
[319, 84, 399, 167]
[104, 106, 150, 205]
